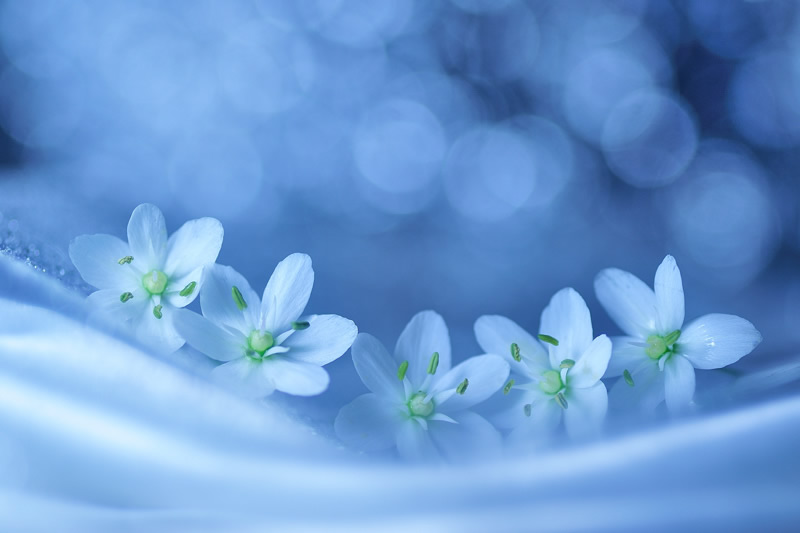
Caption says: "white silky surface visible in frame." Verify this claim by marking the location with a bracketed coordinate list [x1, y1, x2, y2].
[1, 256, 799, 531]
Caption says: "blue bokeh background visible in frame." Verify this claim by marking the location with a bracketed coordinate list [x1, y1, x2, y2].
[0, 0, 797, 421]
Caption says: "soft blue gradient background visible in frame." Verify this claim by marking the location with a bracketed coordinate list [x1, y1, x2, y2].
[1, 0, 799, 530]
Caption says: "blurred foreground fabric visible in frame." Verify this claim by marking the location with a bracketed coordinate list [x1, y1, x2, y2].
[1, 254, 799, 532]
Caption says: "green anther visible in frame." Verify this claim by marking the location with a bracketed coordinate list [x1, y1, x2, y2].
[397, 360, 409, 381]
[538, 334, 559, 346]
[119, 292, 133, 303]
[623, 369, 635, 387]
[231, 286, 247, 310]
[523, 404, 532, 417]
[427, 351, 439, 375]
[539, 369, 563, 395]
[560, 359, 575, 369]
[555, 392, 569, 410]
[142, 270, 168, 295]
[664, 329, 681, 346]
[291, 321, 310, 331]
[153, 305, 163, 319]
[503, 379, 515, 395]
[456, 378, 469, 395]
[118, 256, 133, 265]
[248, 330, 274, 355]
[408, 392, 434, 418]
[179, 281, 196, 297]
[510, 343, 521, 362]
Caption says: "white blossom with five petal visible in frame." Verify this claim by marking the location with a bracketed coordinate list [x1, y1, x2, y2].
[69, 203, 223, 352]
[335, 311, 509, 462]
[594, 255, 762, 415]
[475, 288, 612, 442]
[173, 254, 357, 397]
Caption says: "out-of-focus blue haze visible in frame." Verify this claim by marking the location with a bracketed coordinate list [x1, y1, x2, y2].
[0, 0, 797, 440]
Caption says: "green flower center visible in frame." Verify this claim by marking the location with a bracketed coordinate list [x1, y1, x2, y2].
[407, 392, 435, 418]
[646, 329, 681, 360]
[142, 270, 168, 295]
[247, 330, 275, 357]
[538, 369, 564, 395]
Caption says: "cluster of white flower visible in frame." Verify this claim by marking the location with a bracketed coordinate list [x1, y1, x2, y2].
[71, 204, 762, 462]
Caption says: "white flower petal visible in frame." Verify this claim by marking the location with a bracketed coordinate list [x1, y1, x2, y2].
[609, 360, 665, 414]
[263, 357, 329, 396]
[428, 412, 502, 462]
[654, 255, 685, 333]
[261, 253, 314, 334]
[540, 288, 593, 368]
[212, 358, 274, 398]
[86, 287, 149, 322]
[605, 336, 649, 378]
[199, 264, 260, 334]
[164, 265, 204, 308]
[132, 301, 185, 353]
[395, 419, 436, 462]
[491, 389, 537, 430]
[69, 234, 138, 290]
[163, 217, 223, 279]
[563, 382, 608, 440]
[594, 267, 658, 338]
[568, 335, 612, 388]
[334, 393, 403, 452]
[677, 313, 762, 370]
[508, 396, 562, 443]
[431, 354, 509, 412]
[664, 354, 696, 415]
[394, 310, 452, 389]
[350, 333, 405, 400]
[173, 309, 245, 362]
[283, 314, 357, 366]
[126, 203, 168, 271]
[474, 315, 548, 378]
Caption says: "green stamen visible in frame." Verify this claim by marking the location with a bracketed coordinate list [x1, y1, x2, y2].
[555, 392, 568, 409]
[456, 378, 469, 395]
[231, 286, 247, 311]
[510, 343, 521, 362]
[118, 256, 133, 265]
[623, 369, 635, 387]
[153, 305, 163, 319]
[664, 329, 681, 346]
[119, 292, 133, 303]
[397, 360, 409, 381]
[503, 379, 515, 395]
[291, 321, 310, 331]
[179, 281, 196, 297]
[427, 351, 439, 375]
[560, 359, 575, 369]
[538, 334, 559, 346]
[539, 370, 563, 395]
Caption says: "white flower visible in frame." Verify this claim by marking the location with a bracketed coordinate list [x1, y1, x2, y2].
[475, 288, 612, 441]
[594, 255, 762, 415]
[173, 254, 357, 397]
[334, 311, 509, 462]
[69, 203, 223, 352]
